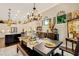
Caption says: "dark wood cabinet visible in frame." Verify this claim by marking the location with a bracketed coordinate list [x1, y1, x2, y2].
[5, 34, 21, 45]
[36, 32, 59, 40]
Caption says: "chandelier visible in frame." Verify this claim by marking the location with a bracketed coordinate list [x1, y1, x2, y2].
[7, 8, 13, 26]
[27, 3, 42, 21]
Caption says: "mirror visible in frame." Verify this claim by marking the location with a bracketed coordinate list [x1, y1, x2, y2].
[42, 16, 50, 26]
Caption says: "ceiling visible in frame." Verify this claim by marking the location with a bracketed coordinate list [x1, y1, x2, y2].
[0, 3, 58, 21]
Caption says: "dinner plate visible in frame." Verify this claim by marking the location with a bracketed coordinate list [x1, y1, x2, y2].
[45, 42, 56, 48]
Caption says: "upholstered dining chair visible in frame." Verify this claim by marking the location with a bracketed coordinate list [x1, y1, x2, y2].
[74, 38, 79, 56]
[59, 38, 79, 56]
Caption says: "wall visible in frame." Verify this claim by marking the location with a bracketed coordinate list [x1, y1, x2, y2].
[41, 3, 79, 41]
[0, 20, 42, 37]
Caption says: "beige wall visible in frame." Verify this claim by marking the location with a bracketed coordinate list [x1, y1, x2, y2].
[41, 3, 79, 17]
[41, 3, 79, 41]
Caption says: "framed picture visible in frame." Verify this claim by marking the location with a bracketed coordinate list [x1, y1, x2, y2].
[57, 14, 66, 24]
[42, 16, 50, 26]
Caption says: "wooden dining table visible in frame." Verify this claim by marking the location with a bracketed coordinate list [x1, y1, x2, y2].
[19, 37, 63, 56]
[33, 39, 62, 56]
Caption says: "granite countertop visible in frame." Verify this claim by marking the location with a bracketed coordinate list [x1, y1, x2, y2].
[5, 32, 21, 35]
[0, 32, 21, 39]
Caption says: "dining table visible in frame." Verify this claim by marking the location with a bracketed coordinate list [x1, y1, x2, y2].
[19, 37, 63, 56]
[33, 39, 63, 56]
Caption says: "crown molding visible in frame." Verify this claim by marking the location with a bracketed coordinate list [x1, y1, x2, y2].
[39, 3, 60, 14]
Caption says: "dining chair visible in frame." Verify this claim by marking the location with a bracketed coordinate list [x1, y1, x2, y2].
[59, 38, 79, 56]
[74, 38, 79, 56]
